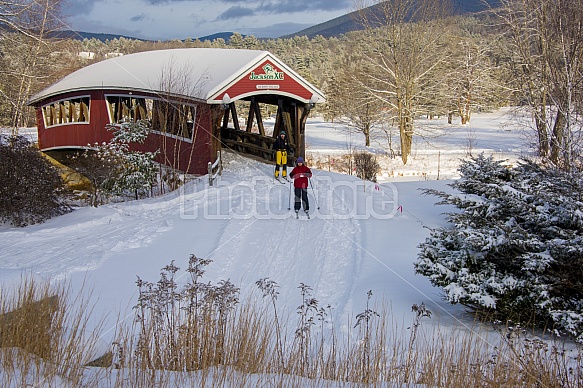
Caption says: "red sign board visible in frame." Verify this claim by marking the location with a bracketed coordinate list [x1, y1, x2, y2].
[217, 60, 313, 102]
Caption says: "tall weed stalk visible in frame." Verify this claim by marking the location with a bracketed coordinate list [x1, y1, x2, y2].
[0, 276, 105, 387]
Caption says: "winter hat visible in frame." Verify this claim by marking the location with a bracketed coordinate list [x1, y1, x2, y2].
[297, 157, 304, 163]
[280, 131, 286, 136]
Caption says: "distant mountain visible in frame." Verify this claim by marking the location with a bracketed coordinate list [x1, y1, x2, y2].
[52, 30, 239, 43]
[451, 0, 501, 13]
[279, 11, 357, 39]
[195, 32, 241, 42]
[283, 0, 501, 39]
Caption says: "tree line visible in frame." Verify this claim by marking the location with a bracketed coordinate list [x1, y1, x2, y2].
[1, 0, 582, 169]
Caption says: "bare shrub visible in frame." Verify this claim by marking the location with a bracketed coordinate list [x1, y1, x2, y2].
[67, 148, 122, 207]
[354, 151, 380, 182]
[0, 135, 70, 226]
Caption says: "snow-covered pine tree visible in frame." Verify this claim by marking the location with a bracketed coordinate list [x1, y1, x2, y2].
[415, 154, 583, 342]
[103, 120, 158, 200]
[71, 120, 158, 204]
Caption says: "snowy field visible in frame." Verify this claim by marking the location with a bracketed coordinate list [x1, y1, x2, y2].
[0, 109, 538, 369]
[303, 107, 533, 181]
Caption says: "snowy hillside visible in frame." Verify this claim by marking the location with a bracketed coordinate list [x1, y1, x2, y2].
[0, 109, 531, 347]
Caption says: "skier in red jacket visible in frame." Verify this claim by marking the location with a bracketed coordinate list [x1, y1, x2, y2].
[289, 157, 312, 215]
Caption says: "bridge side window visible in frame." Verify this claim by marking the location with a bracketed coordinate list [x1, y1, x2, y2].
[151, 100, 197, 142]
[42, 97, 90, 127]
[106, 95, 153, 124]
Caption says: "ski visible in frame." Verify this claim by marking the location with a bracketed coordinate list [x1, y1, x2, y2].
[275, 177, 286, 184]
[293, 210, 310, 219]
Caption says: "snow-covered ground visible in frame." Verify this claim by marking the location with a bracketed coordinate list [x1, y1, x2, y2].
[304, 107, 533, 181]
[0, 108, 533, 357]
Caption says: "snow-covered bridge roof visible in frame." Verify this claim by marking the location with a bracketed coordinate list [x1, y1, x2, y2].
[28, 48, 325, 106]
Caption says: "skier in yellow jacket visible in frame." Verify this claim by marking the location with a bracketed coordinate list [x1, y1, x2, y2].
[272, 131, 290, 179]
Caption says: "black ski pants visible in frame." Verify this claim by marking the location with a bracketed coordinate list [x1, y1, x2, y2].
[294, 187, 309, 211]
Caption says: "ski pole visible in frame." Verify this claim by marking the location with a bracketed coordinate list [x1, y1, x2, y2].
[309, 177, 320, 210]
[288, 180, 292, 210]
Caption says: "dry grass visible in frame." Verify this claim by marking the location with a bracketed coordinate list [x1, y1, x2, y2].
[1, 268, 581, 387]
[0, 276, 106, 387]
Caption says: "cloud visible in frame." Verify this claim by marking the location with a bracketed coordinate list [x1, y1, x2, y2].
[130, 13, 148, 22]
[217, 6, 255, 21]
[142, 0, 175, 4]
[140, 0, 350, 14]
[254, 0, 351, 14]
[68, 15, 145, 39]
[142, 0, 240, 3]
[142, 0, 211, 4]
[62, 0, 96, 17]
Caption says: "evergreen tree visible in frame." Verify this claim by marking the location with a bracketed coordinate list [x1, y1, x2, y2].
[103, 120, 158, 200]
[416, 155, 583, 342]
[70, 120, 158, 205]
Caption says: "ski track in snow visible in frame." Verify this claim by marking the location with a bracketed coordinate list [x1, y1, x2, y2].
[206, 162, 363, 324]
[0, 155, 364, 328]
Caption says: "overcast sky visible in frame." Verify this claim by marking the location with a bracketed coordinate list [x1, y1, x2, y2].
[63, 0, 354, 41]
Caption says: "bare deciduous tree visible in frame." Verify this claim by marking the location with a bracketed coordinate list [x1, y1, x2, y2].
[494, 0, 583, 169]
[333, 46, 386, 147]
[0, 0, 70, 132]
[354, 0, 454, 164]
[154, 59, 208, 188]
[443, 33, 508, 125]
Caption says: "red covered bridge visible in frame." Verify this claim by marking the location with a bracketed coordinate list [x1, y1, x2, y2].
[28, 48, 325, 175]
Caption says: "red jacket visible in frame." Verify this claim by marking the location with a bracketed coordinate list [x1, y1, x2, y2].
[290, 165, 312, 189]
